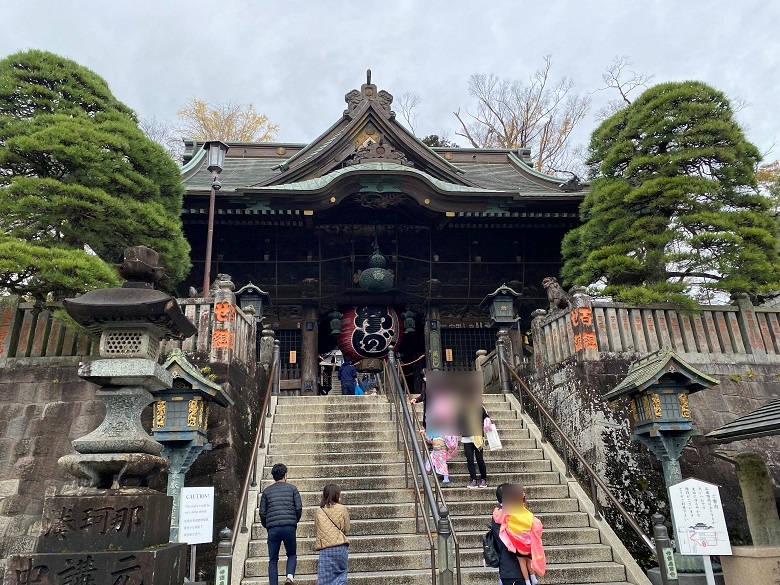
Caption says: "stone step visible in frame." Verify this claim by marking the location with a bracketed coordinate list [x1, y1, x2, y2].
[270, 429, 399, 442]
[288, 488, 418, 507]
[441, 482, 570, 501]
[274, 412, 395, 429]
[260, 470, 562, 492]
[247, 555, 625, 583]
[261, 458, 552, 480]
[243, 577, 634, 585]
[250, 541, 613, 567]
[457, 543, 613, 566]
[445, 497, 579, 516]
[457, 526, 602, 547]
[267, 437, 538, 454]
[252, 517, 419, 540]
[244, 549, 434, 576]
[264, 451, 407, 466]
[274, 403, 391, 415]
[248, 533, 429, 556]
[460, 563, 627, 584]
[285, 502, 417, 522]
[451, 510, 590, 530]
[242, 569, 434, 585]
[277, 395, 390, 403]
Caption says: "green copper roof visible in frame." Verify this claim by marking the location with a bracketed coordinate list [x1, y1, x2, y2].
[251, 162, 499, 194]
[163, 348, 233, 407]
[706, 399, 780, 443]
[604, 347, 719, 401]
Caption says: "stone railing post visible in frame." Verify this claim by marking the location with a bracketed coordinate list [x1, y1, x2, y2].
[0, 296, 20, 368]
[210, 274, 237, 365]
[733, 294, 768, 363]
[569, 287, 599, 361]
[530, 309, 548, 378]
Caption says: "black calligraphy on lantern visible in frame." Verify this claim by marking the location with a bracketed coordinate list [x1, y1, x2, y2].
[351, 306, 397, 357]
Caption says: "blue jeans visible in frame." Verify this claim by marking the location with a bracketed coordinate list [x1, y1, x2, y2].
[267, 525, 297, 583]
[341, 382, 355, 395]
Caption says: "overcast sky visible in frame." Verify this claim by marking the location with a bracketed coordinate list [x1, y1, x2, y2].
[5, 1, 779, 162]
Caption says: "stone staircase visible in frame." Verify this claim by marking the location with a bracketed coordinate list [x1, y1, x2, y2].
[240, 393, 648, 585]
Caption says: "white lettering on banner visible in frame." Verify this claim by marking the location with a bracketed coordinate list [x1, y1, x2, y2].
[179, 486, 215, 544]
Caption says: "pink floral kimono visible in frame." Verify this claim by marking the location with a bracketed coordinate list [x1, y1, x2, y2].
[493, 506, 547, 576]
[428, 436, 459, 477]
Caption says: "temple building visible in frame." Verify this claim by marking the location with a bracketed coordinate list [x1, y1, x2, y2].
[179, 74, 587, 393]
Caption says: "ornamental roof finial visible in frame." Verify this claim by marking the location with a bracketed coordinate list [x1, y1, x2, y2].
[367, 69, 372, 85]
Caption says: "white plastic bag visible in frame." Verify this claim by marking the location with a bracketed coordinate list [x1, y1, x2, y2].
[485, 423, 502, 451]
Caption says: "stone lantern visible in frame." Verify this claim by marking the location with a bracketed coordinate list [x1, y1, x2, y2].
[481, 284, 521, 394]
[154, 349, 233, 542]
[605, 347, 721, 580]
[480, 283, 521, 326]
[59, 245, 197, 488]
[604, 347, 719, 488]
[4, 246, 196, 585]
[236, 282, 270, 322]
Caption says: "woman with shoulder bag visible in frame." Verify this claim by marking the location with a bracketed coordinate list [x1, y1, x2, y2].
[315, 483, 350, 585]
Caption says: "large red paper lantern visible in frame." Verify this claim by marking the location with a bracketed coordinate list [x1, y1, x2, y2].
[337, 306, 403, 361]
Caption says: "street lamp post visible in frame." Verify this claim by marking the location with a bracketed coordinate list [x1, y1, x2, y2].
[202, 141, 229, 297]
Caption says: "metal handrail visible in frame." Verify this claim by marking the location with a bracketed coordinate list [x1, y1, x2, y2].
[231, 355, 279, 551]
[378, 370, 438, 585]
[500, 358, 655, 554]
[392, 359, 463, 585]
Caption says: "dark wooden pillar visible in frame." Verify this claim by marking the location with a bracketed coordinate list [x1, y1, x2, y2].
[301, 304, 318, 396]
[425, 304, 442, 371]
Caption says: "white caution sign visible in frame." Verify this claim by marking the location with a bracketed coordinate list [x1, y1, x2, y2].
[668, 478, 731, 556]
[179, 486, 215, 544]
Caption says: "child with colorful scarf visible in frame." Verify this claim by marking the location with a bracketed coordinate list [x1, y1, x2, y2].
[492, 483, 546, 585]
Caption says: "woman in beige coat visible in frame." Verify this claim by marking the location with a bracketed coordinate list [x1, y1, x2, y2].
[315, 483, 350, 584]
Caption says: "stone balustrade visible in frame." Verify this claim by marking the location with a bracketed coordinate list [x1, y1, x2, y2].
[530, 292, 780, 371]
[0, 293, 256, 373]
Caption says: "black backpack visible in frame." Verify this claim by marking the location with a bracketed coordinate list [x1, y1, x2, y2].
[482, 526, 501, 568]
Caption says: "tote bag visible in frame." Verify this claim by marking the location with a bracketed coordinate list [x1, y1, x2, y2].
[485, 422, 502, 451]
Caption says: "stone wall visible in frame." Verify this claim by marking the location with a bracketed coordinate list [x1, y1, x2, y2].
[520, 351, 780, 557]
[0, 357, 104, 570]
[0, 292, 266, 582]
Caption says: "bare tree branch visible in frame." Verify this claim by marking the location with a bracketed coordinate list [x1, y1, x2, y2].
[453, 57, 591, 172]
[396, 91, 421, 134]
[593, 56, 653, 121]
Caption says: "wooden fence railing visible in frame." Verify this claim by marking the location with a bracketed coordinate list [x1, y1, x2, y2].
[1, 290, 256, 372]
[530, 292, 780, 369]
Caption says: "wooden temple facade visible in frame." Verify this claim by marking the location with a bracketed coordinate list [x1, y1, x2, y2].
[179, 75, 587, 393]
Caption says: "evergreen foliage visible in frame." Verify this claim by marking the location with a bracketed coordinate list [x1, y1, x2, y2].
[561, 81, 780, 308]
[0, 50, 190, 303]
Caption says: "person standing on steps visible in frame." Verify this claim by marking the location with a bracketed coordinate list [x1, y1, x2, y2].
[463, 404, 491, 488]
[259, 463, 303, 585]
[315, 483, 350, 585]
[338, 356, 358, 395]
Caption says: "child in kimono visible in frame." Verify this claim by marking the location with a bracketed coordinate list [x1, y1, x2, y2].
[421, 431, 458, 484]
[492, 483, 546, 585]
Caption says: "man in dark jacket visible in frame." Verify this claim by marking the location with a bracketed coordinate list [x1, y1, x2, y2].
[259, 463, 302, 585]
[337, 357, 358, 395]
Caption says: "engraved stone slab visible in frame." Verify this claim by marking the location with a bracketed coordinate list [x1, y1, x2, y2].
[37, 491, 173, 553]
[5, 542, 187, 585]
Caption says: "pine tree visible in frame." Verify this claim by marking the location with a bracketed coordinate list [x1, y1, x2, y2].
[561, 81, 780, 308]
[0, 50, 191, 303]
